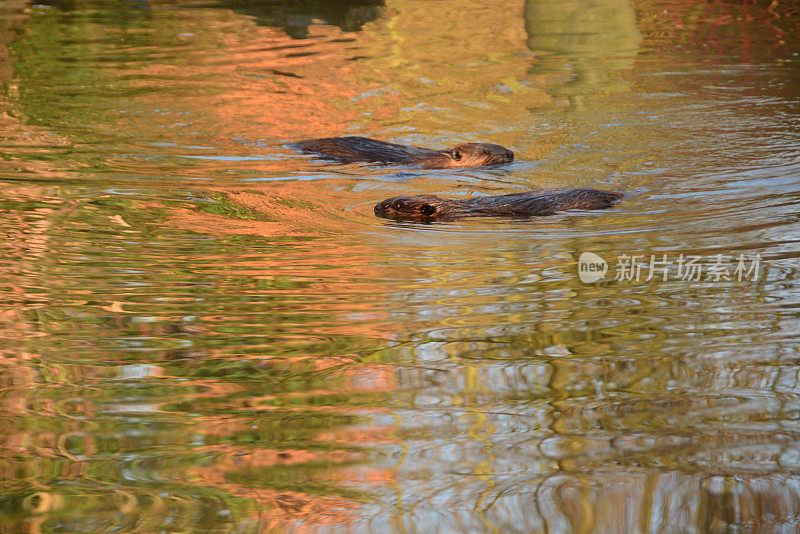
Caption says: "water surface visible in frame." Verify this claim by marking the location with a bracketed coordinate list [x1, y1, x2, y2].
[1, 0, 800, 531]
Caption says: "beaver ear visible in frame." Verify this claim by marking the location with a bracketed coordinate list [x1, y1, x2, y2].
[447, 148, 462, 161]
[420, 203, 436, 216]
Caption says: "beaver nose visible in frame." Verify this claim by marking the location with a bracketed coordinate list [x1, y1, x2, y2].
[506, 150, 514, 161]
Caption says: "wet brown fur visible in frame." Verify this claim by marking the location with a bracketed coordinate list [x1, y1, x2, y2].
[293, 136, 514, 169]
[374, 188, 625, 221]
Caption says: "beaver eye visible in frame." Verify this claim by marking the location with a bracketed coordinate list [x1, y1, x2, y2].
[420, 203, 435, 216]
[395, 200, 407, 209]
[483, 149, 491, 155]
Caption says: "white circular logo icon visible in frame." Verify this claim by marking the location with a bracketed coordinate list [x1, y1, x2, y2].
[578, 252, 607, 283]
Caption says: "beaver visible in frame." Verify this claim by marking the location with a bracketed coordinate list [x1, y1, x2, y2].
[292, 136, 514, 169]
[374, 188, 624, 221]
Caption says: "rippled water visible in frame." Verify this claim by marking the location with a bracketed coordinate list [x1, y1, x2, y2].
[1, 0, 799, 531]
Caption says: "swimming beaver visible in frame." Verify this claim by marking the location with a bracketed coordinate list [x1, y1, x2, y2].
[292, 136, 514, 169]
[374, 188, 624, 221]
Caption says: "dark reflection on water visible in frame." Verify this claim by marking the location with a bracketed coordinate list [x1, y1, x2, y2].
[1, 0, 800, 531]
[219, 0, 386, 38]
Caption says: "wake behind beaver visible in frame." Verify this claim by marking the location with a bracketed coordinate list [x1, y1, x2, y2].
[374, 188, 624, 221]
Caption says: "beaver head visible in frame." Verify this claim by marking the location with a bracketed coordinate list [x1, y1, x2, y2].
[439, 143, 514, 168]
[373, 195, 459, 221]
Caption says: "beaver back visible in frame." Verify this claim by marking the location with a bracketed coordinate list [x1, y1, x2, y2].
[293, 136, 436, 164]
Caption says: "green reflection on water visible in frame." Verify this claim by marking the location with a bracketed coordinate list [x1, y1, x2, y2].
[194, 193, 278, 221]
[526, 0, 641, 104]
